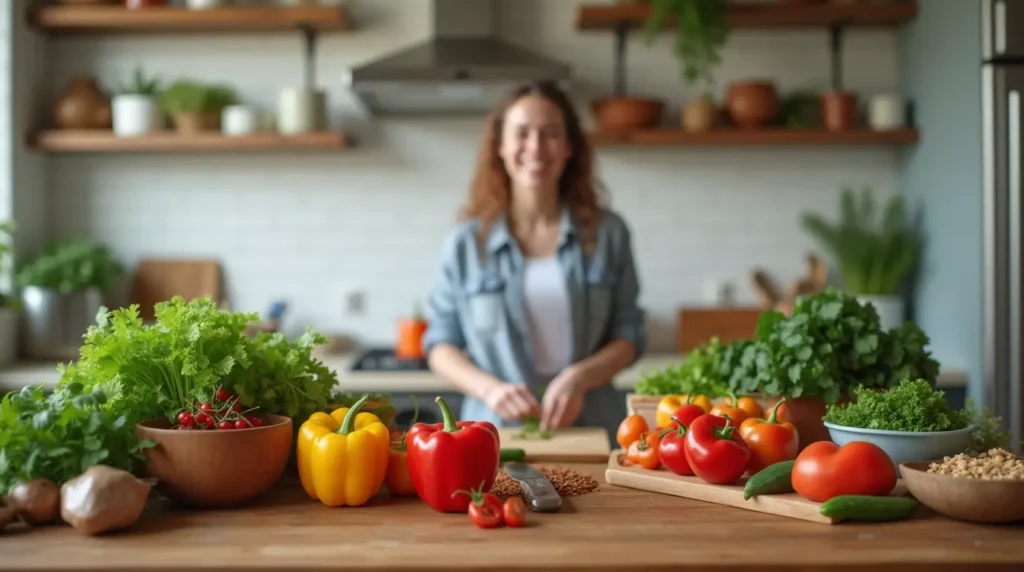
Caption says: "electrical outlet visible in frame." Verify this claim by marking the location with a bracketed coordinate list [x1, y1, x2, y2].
[341, 288, 366, 316]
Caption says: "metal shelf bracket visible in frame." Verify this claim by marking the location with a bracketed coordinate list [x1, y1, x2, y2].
[300, 24, 318, 90]
[613, 23, 629, 97]
[828, 22, 848, 92]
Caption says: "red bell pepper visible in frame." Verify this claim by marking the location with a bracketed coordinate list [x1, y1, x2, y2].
[657, 417, 694, 476]
[406, 396, 501, 512]
[683, 413, 751, 485]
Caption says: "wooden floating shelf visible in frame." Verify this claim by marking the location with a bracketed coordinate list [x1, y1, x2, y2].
[28, 6, 351, 34]
[576, 2, 918, 30]
[28, 130, 351, 153]
[589, 128, 920, 147]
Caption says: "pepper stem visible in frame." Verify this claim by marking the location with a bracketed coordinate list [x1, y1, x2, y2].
[685, 394, 694, 405]
[637, 432, 649, 450]
[396, 395, 420, 451]
[436, 396, 459, 433]
[766, 398, 786, 424]
[450, 480, 487, 503]
[727, 391, 739, 406]
[337, 394, 370, 436]
[716, 414, 735, 440]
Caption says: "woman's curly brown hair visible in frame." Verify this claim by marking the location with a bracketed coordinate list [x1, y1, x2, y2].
[460, 81, 606, 249]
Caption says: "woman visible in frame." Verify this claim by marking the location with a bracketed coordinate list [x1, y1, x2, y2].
[421, 81, 645, 439]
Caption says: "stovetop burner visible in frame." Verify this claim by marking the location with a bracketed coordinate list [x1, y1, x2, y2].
[349, 347, 429, 372]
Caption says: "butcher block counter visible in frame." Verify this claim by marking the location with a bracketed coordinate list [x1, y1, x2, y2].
[2, 463, 1021, 572]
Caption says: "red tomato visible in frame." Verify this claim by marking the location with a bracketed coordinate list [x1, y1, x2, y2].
[502, 497, 527, 527]
[247, 415, 262, 427]
[200, 403, 213, 412]
[216, 388, 231, 402]
[177, 411, 194, 427]
[791, 441, 897, 503]
[234, 419, 249, 429]
[467, 493, 504, 529]
[218, 420, 234, 430]
[668, 406, 704, 429]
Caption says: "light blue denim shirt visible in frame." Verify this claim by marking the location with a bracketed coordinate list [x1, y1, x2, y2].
[422, 206, 646, 440]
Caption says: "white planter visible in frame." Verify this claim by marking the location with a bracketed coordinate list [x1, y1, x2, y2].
[858, 295, 905, 331]
[221, 105, 258, 136]
[112, 94, 161, 137]
[0, 307, 18, 367]
[868, 94, 905, 131]
[186, 0, 224, 9]
[277, 88, 325, 135]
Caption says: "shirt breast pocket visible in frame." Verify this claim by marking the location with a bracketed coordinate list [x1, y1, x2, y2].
[585, 265, 616, 334]
[466, 275, 506, 337]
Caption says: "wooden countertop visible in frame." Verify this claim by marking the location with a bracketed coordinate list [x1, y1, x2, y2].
[0, 351, 971, 395]
[2, 463, 1021, 572]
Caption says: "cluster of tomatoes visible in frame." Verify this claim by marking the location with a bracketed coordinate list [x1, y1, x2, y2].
[616, 394, 801, 486]
[453, 485, 528, 529]
[174, 388, 263, 431]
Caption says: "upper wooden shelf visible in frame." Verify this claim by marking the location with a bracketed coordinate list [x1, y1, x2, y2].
[28, 6, 351, 34]
[28, 130, 351, 153]
[575, 2, 919, 30]
[589, 128, 920, 147]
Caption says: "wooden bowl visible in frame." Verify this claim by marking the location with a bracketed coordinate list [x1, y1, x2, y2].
[900, 461, 1024, 523]
[135, 414, 294, 508]
[591, 96, 665, 133]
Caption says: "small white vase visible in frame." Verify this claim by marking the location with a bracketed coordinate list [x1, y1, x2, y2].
[868, 94, 905, 131]
[858, 295, 905, 331]
[277, 88, 325, 135]
[186, 0, 224, 9]
[222, 105, 258, 136]
[112, 94, 161, 137]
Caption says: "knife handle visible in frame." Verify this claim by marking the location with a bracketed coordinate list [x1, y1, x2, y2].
[518, 478, 563, 513]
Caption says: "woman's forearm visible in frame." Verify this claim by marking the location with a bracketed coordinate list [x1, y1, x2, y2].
[573, 338, 637, 391]
[427, 343, 503, 401]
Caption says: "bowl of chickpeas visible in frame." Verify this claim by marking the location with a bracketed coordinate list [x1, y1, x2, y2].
[900, 448, 1024, 524]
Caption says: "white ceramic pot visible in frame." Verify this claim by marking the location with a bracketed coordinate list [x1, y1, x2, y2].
[868, 94, 905, 131]
[112, 94, 161, 137]
[222, 105, 258, 136]
[0, 306, 18, 367]
[858, 295, 905, 331]
[186, 0, 224, 9]
[277, 88, 326, 135]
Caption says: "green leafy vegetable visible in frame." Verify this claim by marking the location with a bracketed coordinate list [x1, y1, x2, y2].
[634, 337, 745, 397]
[963, 399, 1015, 454]
[0, 383, 155, 494]
[16, 239, 124, 294]
[823, 379, 972, 432]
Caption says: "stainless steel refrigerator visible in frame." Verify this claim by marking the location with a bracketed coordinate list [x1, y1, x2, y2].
[983, 0, 1024, 449]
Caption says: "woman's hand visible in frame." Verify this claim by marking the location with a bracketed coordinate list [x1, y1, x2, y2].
[540, 365, 590, 431]
[483, 383, 540, 422]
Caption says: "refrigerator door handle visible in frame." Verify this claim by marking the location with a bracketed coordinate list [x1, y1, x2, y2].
[1010, 89, 1022, 448]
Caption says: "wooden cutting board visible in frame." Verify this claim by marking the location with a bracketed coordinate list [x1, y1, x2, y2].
[604, 451, 911, 525]
[497, 427, 611, 463]
[130, 258, 222, 323]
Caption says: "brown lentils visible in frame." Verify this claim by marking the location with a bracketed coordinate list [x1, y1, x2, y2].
[928, 448, 1024, 480]
[490, 466, 600, 501]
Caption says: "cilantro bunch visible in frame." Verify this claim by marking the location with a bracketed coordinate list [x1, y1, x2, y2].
[634, 337, 746, 397]
[823, 378, 972, 432]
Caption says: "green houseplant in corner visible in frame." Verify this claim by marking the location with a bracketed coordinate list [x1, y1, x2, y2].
[158, 79, 237, 134]
[17, 240, 124, 360]
[112, 66, 163, 138]
[800, 186, 920, 330]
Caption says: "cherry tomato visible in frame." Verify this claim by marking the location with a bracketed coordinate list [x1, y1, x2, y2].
[200, 402, 213, 412]
[195, 412, 213, 429]
[502, 497, 527, 528]
[232, 402, 242, 413]
[468, 498, 503, 529]
[616, 414, 649, 449]
[177, 411, 194, 427]
[218, 420, 234, 430]
[247, 415, 262, 427]
[216, 388, 231, 401]
[234, 419, 249, 429]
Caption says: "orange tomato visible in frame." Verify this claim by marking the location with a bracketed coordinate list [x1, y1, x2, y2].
[384, 441, 418, 496]
[726, 395, 764, 420]
[616, 414, 649, 449]
[626, 432, 661, 470]
[709, 402, 750, 426]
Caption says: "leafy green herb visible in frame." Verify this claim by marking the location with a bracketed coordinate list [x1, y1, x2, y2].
[634, 337, 747, 397]
[0, 383, 155, 494]
[330, 391, 396, 426]
[823, 379, 972, 432]
[16, 239, 123, 294]
[514, 384, 551, 440]
[963, 399, 1014, 454]
[642, 0, 729, 87]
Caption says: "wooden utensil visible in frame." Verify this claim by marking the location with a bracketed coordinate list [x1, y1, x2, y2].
[750, 269, 780, 310]
[130, 259, 222, 323]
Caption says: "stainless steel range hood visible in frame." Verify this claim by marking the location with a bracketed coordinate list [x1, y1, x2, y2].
[346, 0, 572, 116]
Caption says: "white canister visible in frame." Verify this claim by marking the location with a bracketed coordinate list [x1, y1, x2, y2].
[868, 94, 905, 131]
[186, 0, 223, 9]
[277, 88, 326, 135]
[222, 105, 258, 136]
[112, 94, 162, 137]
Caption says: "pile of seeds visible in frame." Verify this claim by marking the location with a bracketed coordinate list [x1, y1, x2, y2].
[490, 466, 600, 501]
[928, 448, 1024, 480]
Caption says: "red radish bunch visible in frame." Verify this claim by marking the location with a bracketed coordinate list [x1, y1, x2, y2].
[173, 388, 262, 431]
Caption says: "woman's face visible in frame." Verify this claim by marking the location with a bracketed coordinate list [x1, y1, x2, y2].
[498, 94, 573, 193]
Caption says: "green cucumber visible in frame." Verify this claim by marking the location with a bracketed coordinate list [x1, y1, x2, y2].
[743, 460, 795, 500]
[819, 495, 919, 522]
[500, 448, 526, 463]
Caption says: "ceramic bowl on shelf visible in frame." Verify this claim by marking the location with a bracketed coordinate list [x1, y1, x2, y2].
[900, 461, 1024, 524]
[134, 413, 294, 508]
[824, 422, 975, 474]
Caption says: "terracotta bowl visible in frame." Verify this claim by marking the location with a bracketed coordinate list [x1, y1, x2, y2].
[135, 413, 294, 508]
[726, 80, 779, 128]
[591, 96, 665, 133]
[900, 461, 1024, 523]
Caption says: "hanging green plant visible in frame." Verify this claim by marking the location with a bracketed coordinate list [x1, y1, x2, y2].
[642, 0, 730, 87]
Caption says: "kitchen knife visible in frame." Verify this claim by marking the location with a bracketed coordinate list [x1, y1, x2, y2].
[502, 462, 563, 513]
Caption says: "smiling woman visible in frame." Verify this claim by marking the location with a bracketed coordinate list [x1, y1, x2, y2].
[421, 81, 646, 441]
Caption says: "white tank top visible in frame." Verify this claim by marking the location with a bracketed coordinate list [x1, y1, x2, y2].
[522, 257, 572, 377]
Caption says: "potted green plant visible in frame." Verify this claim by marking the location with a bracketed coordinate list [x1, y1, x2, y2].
[800, 186, 920, 330]
[16, 240, 124, 360]
[112, 66, 163, 138]
[158, 79, 237, 134]
[0, 221, 18, 365]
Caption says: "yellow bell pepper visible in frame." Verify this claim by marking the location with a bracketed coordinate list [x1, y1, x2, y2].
[656, 394, 713, 427]
[296, 394, 390, 507]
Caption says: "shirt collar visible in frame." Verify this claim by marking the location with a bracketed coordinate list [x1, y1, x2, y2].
[485, 206, 577, 255]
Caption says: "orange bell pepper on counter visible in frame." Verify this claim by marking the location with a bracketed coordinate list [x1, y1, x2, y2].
[384, 399, 419, 496]
[297, 394, 391, 507]
[656, 394, 712, 427]
[709, 397, 751, 426]
[724, 393, 764, 420]
[738, 398, 800, 473]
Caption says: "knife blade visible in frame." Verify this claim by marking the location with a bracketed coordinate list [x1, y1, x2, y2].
[503, 461, 563, 513]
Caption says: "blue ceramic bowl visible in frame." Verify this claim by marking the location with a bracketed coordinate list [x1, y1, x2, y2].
[823, 422, 976, 474]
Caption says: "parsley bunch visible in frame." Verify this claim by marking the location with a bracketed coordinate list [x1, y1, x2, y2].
[824, 378, 972, 432]
[635, 337, 745, 397]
